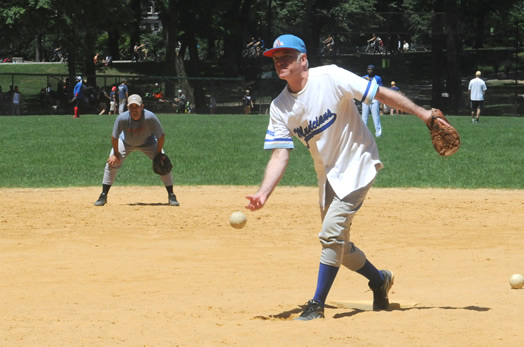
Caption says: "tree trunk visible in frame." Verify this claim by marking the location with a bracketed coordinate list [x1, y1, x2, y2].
[129, 0, 142, 58]
[474, 12, 485, 48]
[85, 30, 97, 86]
[187, 34, 205, 112]
[444, 0, 462, 114]
[35, 34, 43, 62]
[107, 29, 121, 60]
[431, 0, 445, 109]
[223, 0, 249, 76]
[160, 3, 191, 102]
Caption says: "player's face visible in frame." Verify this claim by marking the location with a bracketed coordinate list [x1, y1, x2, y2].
[272, 49, 302, 80]
[128, 103, 144, 120]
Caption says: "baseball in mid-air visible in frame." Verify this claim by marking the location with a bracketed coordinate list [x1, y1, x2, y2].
[509, 274, 524, 289]
[229, 211, 247, 229]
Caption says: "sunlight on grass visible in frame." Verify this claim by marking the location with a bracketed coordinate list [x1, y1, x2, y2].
[0, 113, 522, 189]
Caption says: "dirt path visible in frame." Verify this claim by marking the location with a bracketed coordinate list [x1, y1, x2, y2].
[1, 186, 523, 346]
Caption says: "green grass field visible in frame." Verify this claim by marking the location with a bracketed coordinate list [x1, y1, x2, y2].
[1, 113, 522, 189]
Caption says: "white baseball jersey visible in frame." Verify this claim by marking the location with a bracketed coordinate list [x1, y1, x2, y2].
[264, 65, 383, 207]
[468, 77, 487, 101]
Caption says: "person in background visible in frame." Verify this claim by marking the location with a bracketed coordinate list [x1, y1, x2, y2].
[152, 83, 163, 100]
[210, 94, 216, 114]
[118, 80, 128, 114]
[468, 70, 487, 123]
[174, 89, 186, 113]
[98, 87, 110, 115]
[12, 86, 22, 115]
[361, 65, 383, 137]
[403, 40, 410, 52]
[93, 52, 100, 65]
[73, 76, 83, 118]
[388, 81, 401, 115]
[243, 89, 254, 114]
[109, 86, 118, 115]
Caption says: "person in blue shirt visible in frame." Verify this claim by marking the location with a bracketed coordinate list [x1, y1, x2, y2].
[118, 80, 129, 114]
[73, 76, 83, 118]
[361, 65, 383, 137]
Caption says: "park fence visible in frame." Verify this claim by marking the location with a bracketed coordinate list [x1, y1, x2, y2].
[0, 72, 282, 116]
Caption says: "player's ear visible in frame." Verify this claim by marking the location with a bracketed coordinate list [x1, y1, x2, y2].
[300, 53, 309, 69]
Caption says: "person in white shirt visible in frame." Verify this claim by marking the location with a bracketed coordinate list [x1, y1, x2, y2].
[468, 70, 487, 123]
[245, 34, 445, 321]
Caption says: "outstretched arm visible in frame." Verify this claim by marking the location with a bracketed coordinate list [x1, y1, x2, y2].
[245, 148, 290, 211]
[374, 86, 432, 123]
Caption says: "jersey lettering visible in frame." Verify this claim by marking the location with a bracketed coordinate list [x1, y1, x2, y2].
[293, 109, 337, 147]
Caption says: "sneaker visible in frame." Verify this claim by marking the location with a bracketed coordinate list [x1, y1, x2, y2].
[476, 118, 480, 123]
[369, 270, 395, 311]
[94, 192, 107, 206]
[472, 119, 475, 123]
[295, 299, 324, 321]
[168, 193, 180, 206]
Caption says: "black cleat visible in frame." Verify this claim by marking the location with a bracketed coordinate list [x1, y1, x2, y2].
[168, 193, 180, 206]
[295, 299, 324, 321]
[370, 270, 395, 311]
[94, 192, 107, 206]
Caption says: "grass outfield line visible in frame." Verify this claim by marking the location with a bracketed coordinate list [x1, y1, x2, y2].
[0, 113, 522, 189]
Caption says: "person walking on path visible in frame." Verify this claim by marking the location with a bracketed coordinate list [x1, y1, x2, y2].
[468, 71, 487, 123]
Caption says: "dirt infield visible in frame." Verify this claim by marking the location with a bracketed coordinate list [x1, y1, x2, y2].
[1, 186, 523, 346]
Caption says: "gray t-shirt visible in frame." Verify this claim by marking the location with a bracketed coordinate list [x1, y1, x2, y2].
[112, 109, 164, 147]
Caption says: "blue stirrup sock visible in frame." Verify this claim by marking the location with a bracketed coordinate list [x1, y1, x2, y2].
[312, 263, 340, 306]
[356, 260, 384, 287]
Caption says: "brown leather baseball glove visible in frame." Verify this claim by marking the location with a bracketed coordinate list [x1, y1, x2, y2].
[426, 109, 461, 156]
[152, 153, 173, 175]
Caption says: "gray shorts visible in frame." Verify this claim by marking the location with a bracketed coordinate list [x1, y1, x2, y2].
[318, 180, 374, 270]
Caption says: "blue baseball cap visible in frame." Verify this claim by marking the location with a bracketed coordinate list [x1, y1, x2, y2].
[263, 34, 307, 57]
[367, 64, 375, 70]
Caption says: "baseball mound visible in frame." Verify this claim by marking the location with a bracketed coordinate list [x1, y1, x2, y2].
[1, 186, 523, 346]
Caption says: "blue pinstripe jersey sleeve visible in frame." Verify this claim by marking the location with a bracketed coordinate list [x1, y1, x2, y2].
[264, 129, 294, 150]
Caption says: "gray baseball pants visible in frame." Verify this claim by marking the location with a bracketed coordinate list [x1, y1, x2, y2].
[318, 179, 374, 270]
[102, 138, 173, 186]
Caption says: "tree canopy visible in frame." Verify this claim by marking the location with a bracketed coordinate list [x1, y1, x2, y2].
[1, 0, 522, 112]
